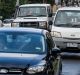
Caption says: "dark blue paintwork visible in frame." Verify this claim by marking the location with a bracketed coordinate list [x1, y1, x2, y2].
[0, 27, 47, 69]
[0, 53, 46, 68]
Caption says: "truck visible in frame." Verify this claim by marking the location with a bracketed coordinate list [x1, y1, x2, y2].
[12, 4, 53, 31]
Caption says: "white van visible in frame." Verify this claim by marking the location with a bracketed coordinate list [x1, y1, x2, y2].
[12, 4, 52, 31]
[51, 7, 80, 50]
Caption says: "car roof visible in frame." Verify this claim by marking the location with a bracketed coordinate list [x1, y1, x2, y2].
[0, 27, 48, 35]
[20, 4, 50, 7]
[57, 7, 80, 11]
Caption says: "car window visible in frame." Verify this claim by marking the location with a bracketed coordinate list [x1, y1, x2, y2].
[18, 7, 47, 17]
[54, 10, 80, 27]
[0, 32, 45, 54]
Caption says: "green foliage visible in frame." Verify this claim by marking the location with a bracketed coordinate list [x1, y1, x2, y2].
[0, 0, 54, 19]
[0, 0, 16, 19]
[19, 0, 28, 5]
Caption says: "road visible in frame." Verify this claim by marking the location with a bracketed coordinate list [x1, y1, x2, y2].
[62, 52, 80, 75]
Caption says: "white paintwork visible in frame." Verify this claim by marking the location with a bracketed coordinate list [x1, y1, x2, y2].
[57, 7, 80, 11]
[3, 23, 11, 27]
[13, 17, 48, 22]
[19, 4, 50, 7]
[52, 26, 80, 38]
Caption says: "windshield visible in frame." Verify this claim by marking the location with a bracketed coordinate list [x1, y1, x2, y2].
[54, 10, 80, 27]
[0, 32, 45, 54]
[18, 7, 47, 17]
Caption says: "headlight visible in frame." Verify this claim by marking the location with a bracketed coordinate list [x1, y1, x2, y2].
[39, 22, 47, 28]
[0, 69, 8, 73]
[11, 22, 19, 27]
[51, 31, 62, 37]
[27, 65, 45, 74]
[27, 60, 46, 74]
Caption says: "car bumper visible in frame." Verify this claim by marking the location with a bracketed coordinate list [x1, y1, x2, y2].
[0, 72, 47, 75]
[53, 37, 80, 50]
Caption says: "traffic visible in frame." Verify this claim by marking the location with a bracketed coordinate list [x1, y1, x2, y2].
[0, 0, 80, 75]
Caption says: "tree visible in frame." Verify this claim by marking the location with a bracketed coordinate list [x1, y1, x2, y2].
[20, 0, 28, 5]
[0, 0, 16, 19]
[0, 0, 54, 19]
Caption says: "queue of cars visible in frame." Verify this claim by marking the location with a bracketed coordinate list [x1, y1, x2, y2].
[0, 3, 62, 75]
[1, 4, 80, 75]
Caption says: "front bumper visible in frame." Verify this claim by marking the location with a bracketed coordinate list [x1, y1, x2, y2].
[53, 37, 80, 50]
[0, 67, 47, 75]
[0, 72, 46, 75]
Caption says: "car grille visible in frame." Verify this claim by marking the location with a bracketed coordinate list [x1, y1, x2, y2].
[19, 22, 39, 28]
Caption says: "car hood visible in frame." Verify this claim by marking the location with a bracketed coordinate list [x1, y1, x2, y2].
[52, 26, 80, 39]
[0, 53, 46, 68]
[13, 17, 48, 22]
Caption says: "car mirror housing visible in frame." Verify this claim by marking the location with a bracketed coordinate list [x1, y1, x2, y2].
[52, 47, 61, 54]
[48, 21, 53, 25]
[48, 13, 53, 17]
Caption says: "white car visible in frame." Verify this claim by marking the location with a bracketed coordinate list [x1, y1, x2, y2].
[3, 19, 14, 27]
[12, 4, 52, 31]
[51, 7, 80, 51]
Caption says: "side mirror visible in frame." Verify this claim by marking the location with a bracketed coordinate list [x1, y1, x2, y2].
[48, 21, 53, 25]
[48, 13, 53, 17]
[52, 46, 61, 54]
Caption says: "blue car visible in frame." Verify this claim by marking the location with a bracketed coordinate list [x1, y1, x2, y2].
[0, 28, 62, 75]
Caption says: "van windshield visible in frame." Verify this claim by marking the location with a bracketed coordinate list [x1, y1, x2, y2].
[54, 10, 80, 28]
[18, 7, 47, 17]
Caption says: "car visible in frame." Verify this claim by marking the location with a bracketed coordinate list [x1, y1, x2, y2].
[12, 4, 53, 31]
[0, 27, 62, 75]
[3, 19, 14, 27]
[51, 7, 80, 51]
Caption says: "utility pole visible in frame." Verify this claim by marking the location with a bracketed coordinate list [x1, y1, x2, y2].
[43, 0, 47, 3]
[16, 0, 19, 7]
[14, 0, 19, 18]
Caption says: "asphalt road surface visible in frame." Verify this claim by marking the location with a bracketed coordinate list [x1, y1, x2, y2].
[62, 52, 80, 75]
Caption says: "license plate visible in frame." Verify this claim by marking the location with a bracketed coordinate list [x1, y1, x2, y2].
[67, 43, 78, 47]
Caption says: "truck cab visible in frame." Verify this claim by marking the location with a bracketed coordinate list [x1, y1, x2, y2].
[12, 4, 52, 31]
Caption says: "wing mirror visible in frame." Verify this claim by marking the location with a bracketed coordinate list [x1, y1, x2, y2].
[48, 13, 53, 17]
[52, 46, 61, 54]
[48, 21, 53, 25]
